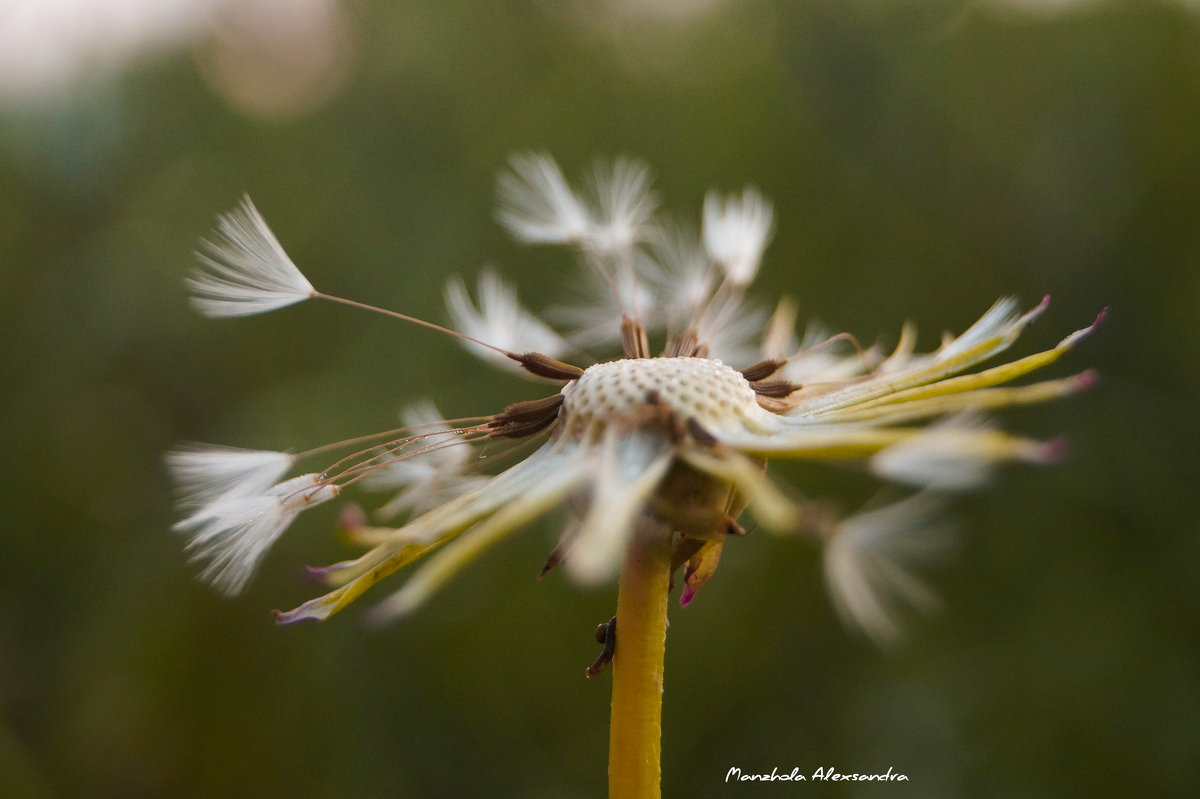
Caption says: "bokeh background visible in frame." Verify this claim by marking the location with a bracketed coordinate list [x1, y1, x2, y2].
[2, 0, 1197, 796]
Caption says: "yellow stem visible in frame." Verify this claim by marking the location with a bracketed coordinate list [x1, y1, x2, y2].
[608, 522, 672, 799]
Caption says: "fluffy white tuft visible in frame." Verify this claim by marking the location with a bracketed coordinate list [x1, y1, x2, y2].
[176, 473, 338, 596]
[167, 445, 295, 515]
[496, 153, 592, 245]
[188, 196, 316, 317]
[702, 187, 774, 286]
[585, 156, 658, 253]
[445, 268, 568, 370]
[822, 494, 954, 645]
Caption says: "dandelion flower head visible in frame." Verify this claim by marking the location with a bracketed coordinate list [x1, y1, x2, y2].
[169, 154, 1102, 643]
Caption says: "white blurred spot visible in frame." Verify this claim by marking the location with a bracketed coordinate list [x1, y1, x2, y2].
[0, 0, 353, 118]
[0, 0, 216, 103]
[195, 0, 353, 120]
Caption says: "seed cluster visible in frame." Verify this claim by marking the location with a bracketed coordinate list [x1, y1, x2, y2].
[560, 357, 758, 433]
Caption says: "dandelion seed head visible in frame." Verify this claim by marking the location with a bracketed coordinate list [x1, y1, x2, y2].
[170, 152, 1100, 642]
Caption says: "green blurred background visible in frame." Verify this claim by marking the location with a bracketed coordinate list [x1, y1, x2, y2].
[2, 1, 1197, 796]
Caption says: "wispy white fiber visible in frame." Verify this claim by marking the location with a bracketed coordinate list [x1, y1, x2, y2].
[822, 494, 954, 644]
[695, 295, 768, 366]
[166, 445, 296, 512]
[445, 268, 568, 370]
[585, 156, 658, 253]
[702, 187, 774, 286]
[647, 222, 714, 332]
[496, 153, 592, 245]
[177, 473, 338, 596]
[550, 264, 659, 348]
[188, 196, 316, 317]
